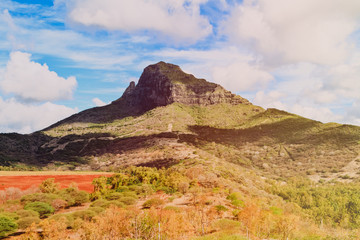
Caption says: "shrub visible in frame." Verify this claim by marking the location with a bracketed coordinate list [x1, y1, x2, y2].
[87, 207, 105, 214]
[135, 184, 154, 196]
[212, 219, 241, 231]
[226, 192, 242, 202]
[16, 209, 39, 218]
[105, 192, 124, 200]
[118, 196, 137, 205]
[178, 182, 189, 194]
[108, 200, 125, 208]
[21, 193, 60, 205]
[71, 210, 96, 221]
[120, 191, 138, 198]
[142, 198, 164, 209]
[0, 215, 17, 237]
[48, 214, 74, 228]
[231, 199, 244, 208]
[16, 216, 40, 229]
[24, 202, 54, 218]
[51, 198, 68, 210]
[58, 188, 89, 207]
[215, 205, 228, 213]
[163, 206, 181, 212]
[0, 212, 19, 220]
[90, 199, 110, 208]
[270, 206, 283, 215]
[39, 178, 59, 193]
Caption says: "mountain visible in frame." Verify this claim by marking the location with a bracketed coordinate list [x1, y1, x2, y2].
[1, 61, 360, 183]
[47, 61, 250, 126]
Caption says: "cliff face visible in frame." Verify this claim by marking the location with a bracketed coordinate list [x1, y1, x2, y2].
[115, 61, 250, 111]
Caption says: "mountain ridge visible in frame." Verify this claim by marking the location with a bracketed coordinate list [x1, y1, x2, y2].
[0, 62, 359, 184]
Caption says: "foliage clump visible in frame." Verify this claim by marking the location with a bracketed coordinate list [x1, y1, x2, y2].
[272, 177, 360, 229]
[0, 215, 17, 237]
[24, 201, 54, 218]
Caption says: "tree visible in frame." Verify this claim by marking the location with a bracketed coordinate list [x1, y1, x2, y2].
[0, 215, 18, 237]
[39, 178, 59, 194]
[24, 202, 54, 218]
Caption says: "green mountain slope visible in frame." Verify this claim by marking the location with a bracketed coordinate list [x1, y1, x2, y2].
[0, 62, 359, 184]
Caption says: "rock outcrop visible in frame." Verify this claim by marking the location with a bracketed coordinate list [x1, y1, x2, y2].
[115, 61, 250, 111]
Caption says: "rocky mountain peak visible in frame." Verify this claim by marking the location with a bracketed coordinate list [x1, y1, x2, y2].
[116, 61, 250, 111]
[47, 61, 251, 126]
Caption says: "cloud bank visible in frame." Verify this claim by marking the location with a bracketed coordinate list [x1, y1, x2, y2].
[1, 51, 77, 102]
[65, 0, 212, 44]
[0, 51, 78, 133]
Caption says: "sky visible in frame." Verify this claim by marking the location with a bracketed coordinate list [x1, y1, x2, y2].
[1, 0, 360, 133]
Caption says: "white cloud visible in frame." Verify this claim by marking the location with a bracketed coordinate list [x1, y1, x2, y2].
[212, 62, 273, 92]
[0, 51, 77, 102]
[223, 0, 360, 65]
[346, 100, 360, 126]
[0, 9, 138, 71]
[0, 97, 77, 134]
[64, 0, 212, 44]
[92, 97, 107, 107]
[154, 46, 272, 92]
[253, 91, 343, 123]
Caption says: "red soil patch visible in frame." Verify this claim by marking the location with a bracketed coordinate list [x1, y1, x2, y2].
[0, 174, 113, 193]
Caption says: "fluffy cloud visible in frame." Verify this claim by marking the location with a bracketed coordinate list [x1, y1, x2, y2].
[224, 0, 360, 65]
[0, 97, 77, 133]
[154, 47, 272, 92]
[212, 62, 273, 92]
[253, 91, 343, 123]
[92, 97, 107, 107]
[0, 51, 77, 102]
[64, 0, 212, 44]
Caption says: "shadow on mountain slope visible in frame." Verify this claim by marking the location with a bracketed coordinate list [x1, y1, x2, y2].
[187, 118, 360, 147]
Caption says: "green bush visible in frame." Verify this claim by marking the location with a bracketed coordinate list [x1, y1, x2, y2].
[16, 216, 40, 229]
[21, 193, 60, 205]
[142, 198, 164, 209]
[163, 206, 181, 212]
[49, 214, 74, 228]
[16, 209, 39, 218]
[90, 199, 110, 208]
[212, 219, 241, 231]
[0, 212, 19, 220]
[24, 202, 54, 218]
[215, 205, 228, 213]
[87, 207, 105, 214]
[231, 199, 244, 208]
[71, 210, 96, 220]
[58, 188, 89, 207]
[0, 215, 17, 237]
[226, 192, 242, 202]
[118, 196, 137, 205]
[108, 200, 125, 208]
[39, 178, 59, 193]
[105, 192, 124, 200]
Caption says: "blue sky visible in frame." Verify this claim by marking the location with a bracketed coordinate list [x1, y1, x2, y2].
[1, 0, 360, 133]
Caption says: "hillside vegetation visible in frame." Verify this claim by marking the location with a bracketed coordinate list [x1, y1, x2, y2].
[1, 62, 360, 239]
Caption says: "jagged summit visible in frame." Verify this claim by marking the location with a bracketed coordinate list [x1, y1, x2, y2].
[114, 61, 250, 110]
[46, 61, 251, 126]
